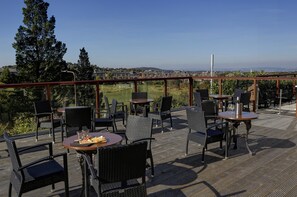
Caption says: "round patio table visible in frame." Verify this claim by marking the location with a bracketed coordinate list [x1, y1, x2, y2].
[209, 94, 231, 111]
[218, 111, 258, 157]
[130, 98, 153, 116]
[63, 131, 122, 197]
[63, 131, 122, 151]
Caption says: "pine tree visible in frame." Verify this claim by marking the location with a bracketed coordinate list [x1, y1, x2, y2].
[76, 47, 95, 106]
[77, 47, 94, 80]
[12, 0, 67, 82]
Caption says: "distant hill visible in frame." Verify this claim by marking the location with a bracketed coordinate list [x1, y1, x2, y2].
[133, 67, 163, 71]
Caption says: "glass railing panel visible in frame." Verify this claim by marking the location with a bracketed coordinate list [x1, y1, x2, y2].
[100, 83, 133, 109]
[167, 79, 189, 108]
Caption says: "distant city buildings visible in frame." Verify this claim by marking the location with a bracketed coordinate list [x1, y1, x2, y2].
[0, 64, 216, 82]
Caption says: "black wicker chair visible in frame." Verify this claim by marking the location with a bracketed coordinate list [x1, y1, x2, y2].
[193, 92, 202, 110]
[123, 115, 154, 176]
[240, 92, 251, 112]
[33, 100, 62, 143]
[82, 141, 148, 197]
[196, 89, 209, 101]
[104, 96, 127, 132]
[185, 108, 229, 163]
[148, 96, 173, 133]
[4, 132, 69, 197]
[225, 88, 245, 110]
[201, 100, 219, 126]
[62, 106, 92, 141]
[92, 108, 115, 132]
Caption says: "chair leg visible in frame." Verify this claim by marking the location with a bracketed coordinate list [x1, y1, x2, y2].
[111, 123, 115, 133]
[36, 126, 39, 142]
[65, 179, 69, 197]
[122, 117, 125, 127]
[51, 128, 55, 144]
[154, 119, 158, 128]
[202, 147, 206, 164]
[185, 139, 189, 156]
[148, 151, 154, 177]
[8, 182, 12, 197]
[51, 183, 55, 192]
[161, 120, 164, 133]
[170, 115, 173, 130]
[113, 119, 118, 132]
[61, 128, 64, 142]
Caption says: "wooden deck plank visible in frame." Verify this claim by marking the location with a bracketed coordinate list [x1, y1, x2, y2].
[1, 109, 297, 196]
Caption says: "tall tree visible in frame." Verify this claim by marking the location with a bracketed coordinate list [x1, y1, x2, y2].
[76, 47, 95, 106]
[77, 47, 94, 81]
[12, 0, 67, 83]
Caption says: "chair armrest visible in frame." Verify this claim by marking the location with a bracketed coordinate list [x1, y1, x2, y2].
[18, 153, 66, 171]
[93, 110, 109, 118]
[80, 154, 97, 179]
[17, 142, 53, 156]
[51, 152, 67, 159]
[207, 121, 228, 130]
[204, 115, 218, 119]
[35, 112, 53, 116]
[118, 102, 128, 111]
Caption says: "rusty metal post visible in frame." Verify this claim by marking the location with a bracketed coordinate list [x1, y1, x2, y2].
[164, 79, 168, 96]
[189, 77, 193, 106]
[294, 76, 297, 118]
[134, 80, 138, 92]
[252, 79, 257, 112]
[45, 85, 51, 101]
[95, 83, 100, 117]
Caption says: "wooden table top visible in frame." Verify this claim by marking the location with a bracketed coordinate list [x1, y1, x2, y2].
[130, 98, 154, 104]
[218, 111, 258, 121]
[209, 94, 231, 99]
[62, 132, 122, 151]
[57, 106, 90, 113]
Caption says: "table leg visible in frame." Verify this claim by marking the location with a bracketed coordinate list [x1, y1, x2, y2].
[224, 125, 229, 160]
[231, 120, 254, 155]
[84, 157, 89, 197]
[77, 153, 91, 197]
[232, 122, 240, 150]
[244, 120, 255, 155]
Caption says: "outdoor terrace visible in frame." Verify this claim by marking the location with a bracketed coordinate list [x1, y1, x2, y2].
[1, 105, 297, 197]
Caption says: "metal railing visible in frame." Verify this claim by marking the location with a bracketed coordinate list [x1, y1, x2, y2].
[0, 75, 296, 117]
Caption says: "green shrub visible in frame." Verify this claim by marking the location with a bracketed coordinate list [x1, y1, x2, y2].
[11, 113, 36, 135]
[0, 123, 9, 136]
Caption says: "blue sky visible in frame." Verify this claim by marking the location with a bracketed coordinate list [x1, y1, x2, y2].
[0, 0, 296, 71]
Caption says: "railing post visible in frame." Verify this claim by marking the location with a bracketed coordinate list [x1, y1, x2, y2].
[164, 79, 168, 96]
[189, 77, 193, 106]
[295, 83, 297, 118]
[218, 78, 222, 95]
[134, 80, 138, 92]
[293, 75, 296, 95]
[276, 79, 280, 96]
[252, 79, 257, 112]
[95, 83, 100, 117]
[45, 85, 51, 101]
